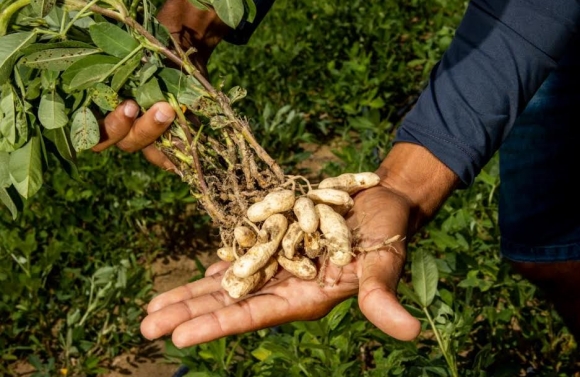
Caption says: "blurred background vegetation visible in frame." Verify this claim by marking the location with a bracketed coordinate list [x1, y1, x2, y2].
[1, 0, 578, 376]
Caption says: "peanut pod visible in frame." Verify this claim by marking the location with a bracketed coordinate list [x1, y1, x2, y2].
[318, 172, 380, 194]
[246, 189, 296, 223]
[233, 214, 288, 278]
[293, 197, 319, 234]
[316, 204, 353, 267]
[277, 254, 317, 280]
[217, 246, 239, 262]
[222, 257, 279, 299]
[282, 222, 304, 259]
[304, 231, 322, 259]
[307, 189, 354, 210]
[234, 226, 257, 248]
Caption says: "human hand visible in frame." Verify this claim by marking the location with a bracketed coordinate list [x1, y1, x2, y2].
[140, 184, 422, 348]
[93, 0, 230, 169]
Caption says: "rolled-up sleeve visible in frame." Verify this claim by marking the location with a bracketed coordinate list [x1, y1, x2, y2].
[395, 0, 580, 185]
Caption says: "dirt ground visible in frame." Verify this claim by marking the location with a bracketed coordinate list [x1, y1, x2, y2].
[101, 250, 221, 377]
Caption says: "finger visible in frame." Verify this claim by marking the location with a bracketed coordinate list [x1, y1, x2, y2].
[142, 144, 177, 173]
[146, 271, 224, 314]
[205, 261, 230, 277]
[357, 250, 421, 341]
[141, 288, 234, 340]
[170, 294, 295, 347]
[92, 100, 140, 152]
[170, 271, 349, 348]
[116, 102, 175, 153]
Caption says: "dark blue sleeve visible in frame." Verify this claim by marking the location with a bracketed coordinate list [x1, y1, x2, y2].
[395, 0, 580, 186]
[224, 0, 275, 45]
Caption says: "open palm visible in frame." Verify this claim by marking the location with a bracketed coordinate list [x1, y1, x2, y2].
[140, 186, 421, 348]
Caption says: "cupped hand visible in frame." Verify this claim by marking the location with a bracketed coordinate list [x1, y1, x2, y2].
[140, 185, 421, 348]
[93, 101, 176, 172]
[93, 0, 230, 171]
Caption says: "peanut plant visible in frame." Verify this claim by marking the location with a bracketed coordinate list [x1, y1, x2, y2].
[0, 0, 402, 300]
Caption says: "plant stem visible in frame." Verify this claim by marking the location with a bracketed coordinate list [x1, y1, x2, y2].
[101, 44, 143, 82]
[423, 307, 459, 377]
[62, 0, 285, 183]
[0, 0, 30, 36]
[60, 0, 99, 37]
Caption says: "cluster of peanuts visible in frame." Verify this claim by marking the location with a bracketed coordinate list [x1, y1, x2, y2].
[217, 172, 382, 298]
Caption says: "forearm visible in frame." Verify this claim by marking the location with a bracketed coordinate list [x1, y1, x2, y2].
[376, 143, 460, 236]
[396, 0, 580, 186]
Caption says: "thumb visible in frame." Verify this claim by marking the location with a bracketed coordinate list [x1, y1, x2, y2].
[357, 250, 421, 341]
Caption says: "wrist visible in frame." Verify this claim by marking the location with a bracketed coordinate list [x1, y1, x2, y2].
[375, 142, 460, 234]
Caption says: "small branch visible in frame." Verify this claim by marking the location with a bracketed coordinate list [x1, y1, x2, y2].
[423, 307, 458, 377]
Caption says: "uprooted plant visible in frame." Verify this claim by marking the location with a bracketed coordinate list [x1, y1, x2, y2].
[0, 0, 400, 298]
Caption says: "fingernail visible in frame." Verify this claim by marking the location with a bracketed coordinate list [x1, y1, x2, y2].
[124, 102, 139, 118]
[155, 109, 173, 123]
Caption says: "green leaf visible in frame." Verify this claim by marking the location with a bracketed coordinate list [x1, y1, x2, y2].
[24, 77, 42, 101]
[228, 86, 247, 104]
[0, 32, 36, 83]
[89, 23, 140, 58]
[138, 62, 157, 85]
[9, 133, 43, 199]
[61, 55, 120, 90]
[411, 250, 439, 307]
[43, 127, 78, 179]
[21, 41, 96, 55]
[0, 186, 20, 220]
[158, 68, 207, 107]
[186, 0, 211, 11]
[213, 0, 245, 28]
[135, 78, 165, 109]
[89, 83, 119, 112]
[70, 107, 100, 152]
[69, 63, 117, 91]
[251, 347, 272, 361]
[31, 0, 56, 17]
[0, 152, 9, 187]
[325, 298, 352, 330]
[22, 48, 101, 71]
[38, 90, 68, 129]
[244, 0, 257, 22]
[40, 69, 59, 91]
[0, 84, 16, 145]
[111, 52, 141, 92]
